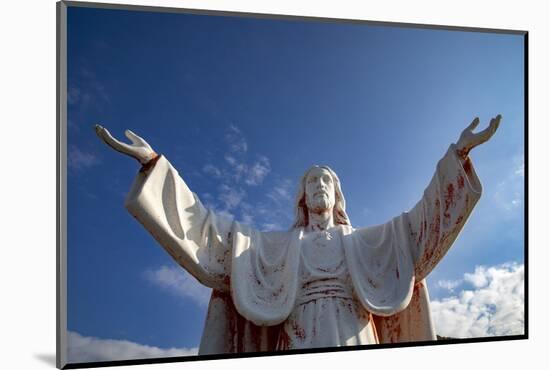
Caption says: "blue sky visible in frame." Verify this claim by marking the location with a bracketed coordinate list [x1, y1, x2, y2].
[66, 5, 525, 362]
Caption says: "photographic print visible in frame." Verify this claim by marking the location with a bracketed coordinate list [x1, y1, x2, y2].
[58, 1, 526, 368]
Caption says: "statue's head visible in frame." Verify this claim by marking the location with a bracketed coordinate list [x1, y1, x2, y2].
[292, 165, 351, 228]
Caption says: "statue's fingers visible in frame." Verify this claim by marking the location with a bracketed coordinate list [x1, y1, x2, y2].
[94, 124, 112, 142]
[126, 129, 153, 150]
[94, 124, 104, 135]
[479, 116, 501, 142]
[466, 117, 480, 131]
[490, 114, 502, 134]
[99, 128, 133, 154]
[494, 118, 501, 134]
[125, 129, 144, 145]
[475, 120, 499, 144]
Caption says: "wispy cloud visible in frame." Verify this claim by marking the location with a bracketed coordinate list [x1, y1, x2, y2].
[68, 145, 100, 170]
[67, 67, 111, 132]
[218, 184, 246, 210]
[67, 331, 197, 363]
[431, 262, 524, 338]
[245, 156, 271, 186]
[67, 86, 85, 106]
[144, 265, 211, 308]
[216, 209, 236, 223]
[225, 124, 248, 154]
[68, 67, 110, 110]
[223, 155, 271, 186]
[261, 223, 283, 232]
[436, 279, 462, 293]
[493, 153, 524, 213]
[241, 213, 254, 225]
[202, 164, 222, 178]
[221, 126, 271, 186]
[267, 178, 293, 203]
[197, 125, 295, 231]
[224, 154, 238, 167]
[514, 159, 524, 177]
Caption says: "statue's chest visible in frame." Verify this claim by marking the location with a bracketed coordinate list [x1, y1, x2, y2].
[300, 230, 346, 275]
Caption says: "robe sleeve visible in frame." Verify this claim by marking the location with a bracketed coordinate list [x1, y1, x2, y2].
[352, 145, 482, 342]
[346, 144, 482, 318]
[124, 156, 299, 353]
[405, 144, 482, 281]
[124, 155, 233, 291]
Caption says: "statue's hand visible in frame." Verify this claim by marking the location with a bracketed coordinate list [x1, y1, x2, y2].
[455, 114, 501, 159]
[94, 124, 158, 165]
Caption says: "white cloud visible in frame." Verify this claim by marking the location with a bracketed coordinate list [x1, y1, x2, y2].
[431, 262, 524, 338]
[68, 145, 100, 170]
[514, 163, 524, 177]
[217, 209, 236, 222]
[221, 126, 271, 186]
[67, 85, 94, 108]
[437, 279, 462, 292]
[268, 179, 293, 203]
[67, 86, 81, 105]
[493, 153, 524, 212]
[513, 154, 524, 177]
[234, 163, 248, 182]
[68, 69, 110, 111]
[218, 184, 246, 210]
[241, 212, 254, 224]
[67, 331, 197, 363]
[202, 164, 221, 178]
[224, 154, 237, 166]
[464, 266, 490, 288]
[225, 124, 248, 153]
[223, 154, 248, 183]
[245, 156, 271, 186]
[261, 222, 283, 232]
[196, 125, 292, 230]
[224, 155, 270, 186]
[144, 265, 211, 308]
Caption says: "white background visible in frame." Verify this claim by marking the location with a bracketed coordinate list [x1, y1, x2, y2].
[0, 0, 546, 369]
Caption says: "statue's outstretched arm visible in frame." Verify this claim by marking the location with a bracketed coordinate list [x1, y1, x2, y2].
[94, 125, 231, 290]
[406, 115, 501, 280]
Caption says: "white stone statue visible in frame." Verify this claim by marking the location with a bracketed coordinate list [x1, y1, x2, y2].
[95, 115, 501, 353]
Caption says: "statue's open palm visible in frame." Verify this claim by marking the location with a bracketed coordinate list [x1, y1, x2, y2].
[95, 124, 157, 165]
[456, 115, 501, 159]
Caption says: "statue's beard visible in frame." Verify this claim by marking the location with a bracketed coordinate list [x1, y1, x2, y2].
[306, 194, 334, 214]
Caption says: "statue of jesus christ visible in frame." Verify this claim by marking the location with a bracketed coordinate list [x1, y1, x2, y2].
[95, 115, 500, 353]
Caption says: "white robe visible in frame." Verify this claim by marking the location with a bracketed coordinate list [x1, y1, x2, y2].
[124, 144, 482, 354]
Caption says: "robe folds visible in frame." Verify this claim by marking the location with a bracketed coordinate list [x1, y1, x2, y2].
[124, 144, 482, 354]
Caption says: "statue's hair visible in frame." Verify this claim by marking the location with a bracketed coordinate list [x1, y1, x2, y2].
[292, 165, 351, 229]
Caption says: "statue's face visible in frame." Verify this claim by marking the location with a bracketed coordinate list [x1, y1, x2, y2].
[305, 167, 336, 214]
